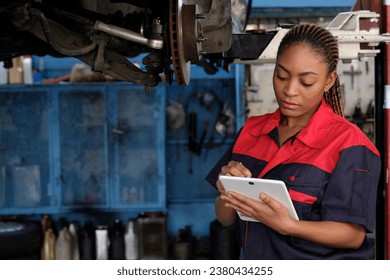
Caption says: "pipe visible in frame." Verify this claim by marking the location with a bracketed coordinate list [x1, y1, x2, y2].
[94, 21, 164, 50]
[375, 42, 385, 260]
[384, 0, 390, 260]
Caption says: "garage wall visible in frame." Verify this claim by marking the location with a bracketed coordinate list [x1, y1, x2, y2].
[247, 59, 376, 119]
[0, 61, 245, 244]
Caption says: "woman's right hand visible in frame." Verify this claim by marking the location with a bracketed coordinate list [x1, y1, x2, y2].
[215, 160, 252, 226]
[216, 161, 252, 193]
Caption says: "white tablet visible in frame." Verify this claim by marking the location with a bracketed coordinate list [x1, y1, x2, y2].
[219, 175, 299, 222]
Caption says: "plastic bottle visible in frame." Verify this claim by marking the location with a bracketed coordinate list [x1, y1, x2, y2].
[0, 61, 8, 84]
[95, 226, 110, 260]
[22, 55, 33, 84]
[33, 57, 45, 83]
[40, 215, 56, 260]
[55, 225, 74, 260]
[79, 221, 96, 260]
[124, 220, 139, 260]
[41, 228, 56, 260]
[109, 220, 125, 260]
[69, 222, 80, 260]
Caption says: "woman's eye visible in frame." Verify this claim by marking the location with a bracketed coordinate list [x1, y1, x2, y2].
[277, 75, 287, 81]
[302, 82, 313, 88]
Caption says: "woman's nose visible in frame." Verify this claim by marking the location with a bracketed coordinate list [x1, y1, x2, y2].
[283, 80, 298, 96]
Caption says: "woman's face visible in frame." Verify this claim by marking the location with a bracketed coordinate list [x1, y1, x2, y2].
[273, 43, 336, 122]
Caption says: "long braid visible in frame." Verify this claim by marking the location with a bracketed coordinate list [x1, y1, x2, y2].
[277, 24, 344, 117]
[324, 75, 344, 117]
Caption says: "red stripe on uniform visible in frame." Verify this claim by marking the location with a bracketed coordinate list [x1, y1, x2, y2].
[288, 189, 317, 204]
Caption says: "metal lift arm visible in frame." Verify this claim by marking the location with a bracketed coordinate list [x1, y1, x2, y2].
[226, 10, 390, 63]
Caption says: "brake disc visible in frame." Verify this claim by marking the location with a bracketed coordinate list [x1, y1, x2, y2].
[169, 0, 203, 85]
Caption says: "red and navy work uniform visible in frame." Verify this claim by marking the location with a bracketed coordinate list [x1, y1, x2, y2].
[206, 99, 381, 259]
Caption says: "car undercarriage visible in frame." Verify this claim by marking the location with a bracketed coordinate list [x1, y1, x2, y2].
[0, 0, 253, 89]
[0, 0, 389, 89]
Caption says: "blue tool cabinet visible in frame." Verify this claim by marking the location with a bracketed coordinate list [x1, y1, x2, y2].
[0, 83, 166, 214]
[0, 64, 245, 238]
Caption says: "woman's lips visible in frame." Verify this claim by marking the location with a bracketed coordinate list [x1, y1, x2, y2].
[281, 100, 299, 110]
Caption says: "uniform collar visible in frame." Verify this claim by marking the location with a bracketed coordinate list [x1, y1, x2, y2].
[252, 98, 336, 149]
[296, 98, 337, 149]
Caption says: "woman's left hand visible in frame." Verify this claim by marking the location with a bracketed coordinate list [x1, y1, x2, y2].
[220, 191, 295, 235]
[222, 189, 368, 249]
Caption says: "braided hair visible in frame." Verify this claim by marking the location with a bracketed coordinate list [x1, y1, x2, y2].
[277, 24, 344, 117]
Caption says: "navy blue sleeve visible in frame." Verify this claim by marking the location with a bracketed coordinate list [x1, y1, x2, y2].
[204, 142, 235, 189]
[204, 129, 243, 188]
[321, 145, 381, 232]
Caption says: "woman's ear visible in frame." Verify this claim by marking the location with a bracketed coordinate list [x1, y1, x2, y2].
[325, 71, 337, 92]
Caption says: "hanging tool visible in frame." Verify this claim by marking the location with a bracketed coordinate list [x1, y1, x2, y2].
[188, 112, 197, 174]
[193, 120, 209, 155]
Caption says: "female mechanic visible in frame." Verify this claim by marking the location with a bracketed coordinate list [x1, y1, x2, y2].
[205, 23, 381, 259]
